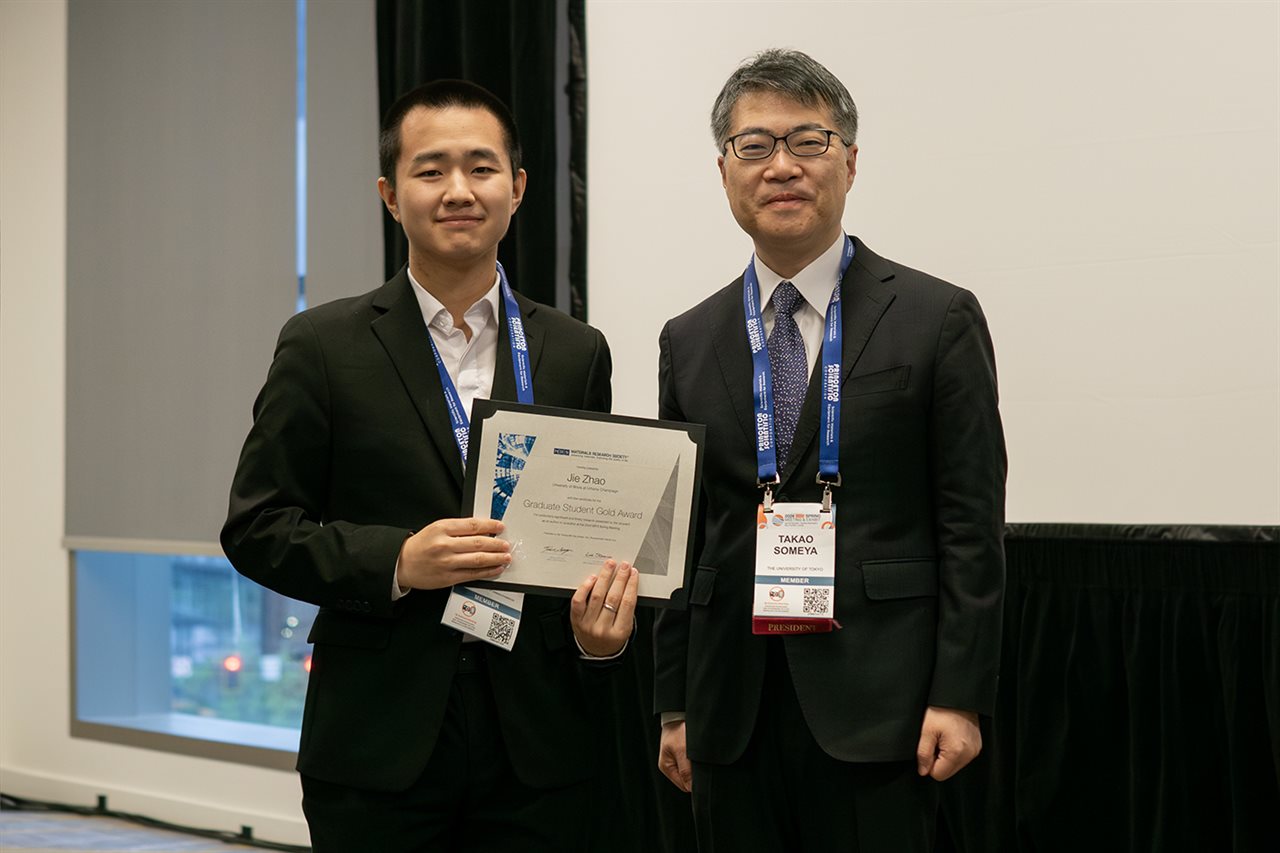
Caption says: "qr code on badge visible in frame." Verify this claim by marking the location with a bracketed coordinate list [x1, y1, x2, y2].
[803, 587, 831, 615]
[487, 613, 516, 646]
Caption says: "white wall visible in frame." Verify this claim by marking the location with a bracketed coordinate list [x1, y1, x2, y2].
[0, 0, 307, 844]
[588, 1, 1280, 525]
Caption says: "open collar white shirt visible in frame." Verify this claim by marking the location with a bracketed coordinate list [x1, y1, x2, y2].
[407, 268, 503, 418]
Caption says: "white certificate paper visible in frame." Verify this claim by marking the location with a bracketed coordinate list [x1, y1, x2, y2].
[462, 401, 704, 607]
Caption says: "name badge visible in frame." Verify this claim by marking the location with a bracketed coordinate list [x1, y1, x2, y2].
[443, 586, 525, 650]
[752, 502, 836, 635]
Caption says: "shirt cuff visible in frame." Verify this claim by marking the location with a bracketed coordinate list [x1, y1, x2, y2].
[391, 554, 410, 601]
[660, 711, 686, 726]
[574, 634, 628, 660]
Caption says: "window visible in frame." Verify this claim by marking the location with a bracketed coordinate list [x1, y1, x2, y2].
[66, 0, 379, 766]
[74, 552, 316, 765]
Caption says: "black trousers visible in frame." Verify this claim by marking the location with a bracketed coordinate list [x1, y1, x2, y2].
[301, 644, 589, 853]
[691, 639, 937, 853]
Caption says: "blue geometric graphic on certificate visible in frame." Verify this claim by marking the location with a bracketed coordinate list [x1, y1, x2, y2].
[491, 432, 538, 520]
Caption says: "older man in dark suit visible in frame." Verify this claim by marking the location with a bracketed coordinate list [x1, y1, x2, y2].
[223, 80, 637, 852]
[654, 49, 1007, 852]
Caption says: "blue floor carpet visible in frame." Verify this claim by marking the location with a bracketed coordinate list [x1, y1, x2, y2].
[0, 811, 263, 852]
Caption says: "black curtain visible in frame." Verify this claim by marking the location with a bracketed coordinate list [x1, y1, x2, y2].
[939, 525, 1280, 853]
[376, 0, 588, 319]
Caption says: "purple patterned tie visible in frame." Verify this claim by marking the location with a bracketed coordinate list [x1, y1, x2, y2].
[768, 281, 808, 473]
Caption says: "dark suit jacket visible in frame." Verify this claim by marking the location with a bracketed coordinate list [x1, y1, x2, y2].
[222, 269, 612, 792]
[653, 237, 1006, 765]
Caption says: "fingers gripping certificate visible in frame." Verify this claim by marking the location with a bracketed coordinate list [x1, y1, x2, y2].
[461, 401, 704, 608]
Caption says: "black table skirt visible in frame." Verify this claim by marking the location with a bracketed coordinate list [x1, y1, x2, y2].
[599, 524, 1278, 852]
[940, 524, 1279, 853]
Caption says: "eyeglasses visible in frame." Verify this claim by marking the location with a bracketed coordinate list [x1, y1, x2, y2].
[723, 128, 847, 161]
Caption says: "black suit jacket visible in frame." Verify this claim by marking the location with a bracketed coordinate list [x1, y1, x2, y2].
[653, 237, 1006, 765]
[222, 269, 612, 792]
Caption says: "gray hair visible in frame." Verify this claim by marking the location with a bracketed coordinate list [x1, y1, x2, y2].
[710, 49, 858, 150]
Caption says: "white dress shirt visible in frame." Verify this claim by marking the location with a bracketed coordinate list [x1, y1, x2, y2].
[408, 269, 502, 418]
[753, 233, 847, 375]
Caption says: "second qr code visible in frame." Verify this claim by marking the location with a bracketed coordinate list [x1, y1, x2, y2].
[802, 587, 831, 615]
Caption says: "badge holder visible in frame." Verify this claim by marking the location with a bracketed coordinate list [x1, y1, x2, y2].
[751, 475, 839, 636]
[443, 586, 525, 650]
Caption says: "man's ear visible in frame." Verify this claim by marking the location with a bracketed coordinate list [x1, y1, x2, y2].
[718, 155, 727, 188]
[510, 168, 528, 214]
[844, 144, 858, 192]
[377, 176, 400, 221]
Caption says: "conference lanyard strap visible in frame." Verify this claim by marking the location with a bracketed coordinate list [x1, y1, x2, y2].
[425, 261, 533, 465]
[742, 236, 853, 510]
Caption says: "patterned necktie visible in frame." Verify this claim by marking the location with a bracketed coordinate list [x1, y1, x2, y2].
[768, 281, 808, 474]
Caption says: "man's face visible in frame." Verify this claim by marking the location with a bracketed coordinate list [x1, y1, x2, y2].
[718, 91, 857, 267]
[377, 106, 526, 268]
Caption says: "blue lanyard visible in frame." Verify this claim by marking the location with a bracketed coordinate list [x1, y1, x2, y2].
[742, 236, 853, 502]
[425, 262, 533, 465]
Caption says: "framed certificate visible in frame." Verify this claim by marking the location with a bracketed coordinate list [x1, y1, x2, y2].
[461, 400, 704, 608]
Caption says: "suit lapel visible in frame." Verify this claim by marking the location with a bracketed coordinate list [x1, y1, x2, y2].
[707, 277, 759, 445]
[837, 237, 898, 385]
[779, 237, 897, 493]
[370, 271, 466, 490]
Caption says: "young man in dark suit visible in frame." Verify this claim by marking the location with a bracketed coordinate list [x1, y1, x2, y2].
[223, 80, 637, 852]
[654, 49, 1007, 852]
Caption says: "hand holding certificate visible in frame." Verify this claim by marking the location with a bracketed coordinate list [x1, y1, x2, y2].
[570, 558, 640, 656]
[462, 401, 704, 607]
[395, 516, 511, 591]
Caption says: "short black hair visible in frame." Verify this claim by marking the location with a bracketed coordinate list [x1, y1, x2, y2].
[378, 79, 522, 187]
[711, 49, 858, 150]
